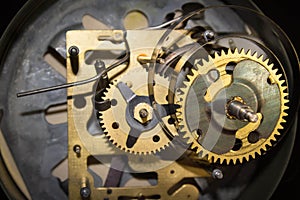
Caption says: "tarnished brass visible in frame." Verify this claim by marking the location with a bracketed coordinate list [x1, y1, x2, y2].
[177, 49, 289, 164]
[67, 30, 210, 200]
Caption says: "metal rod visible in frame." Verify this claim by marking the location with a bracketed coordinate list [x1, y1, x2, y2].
[17, 53, 129, 98]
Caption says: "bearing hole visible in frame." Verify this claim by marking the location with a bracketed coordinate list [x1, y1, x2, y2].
[225, 62, 237, 74]
[248, 131, 260, 143]
[232, 138, 242, 151]
[111, 99, 117, 106]
[107, 189, 112, 195]
[152, 135, 160, 143]
[168, 117, 175, 125]
[112, 122, 119, 129]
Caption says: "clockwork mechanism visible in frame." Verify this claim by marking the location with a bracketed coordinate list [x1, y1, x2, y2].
[177, 49, 289, 164]
[0, 1, 299, 200]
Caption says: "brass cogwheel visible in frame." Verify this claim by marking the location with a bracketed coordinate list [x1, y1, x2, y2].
[99, 67, 175, 154]
[176, 48, 289, 164]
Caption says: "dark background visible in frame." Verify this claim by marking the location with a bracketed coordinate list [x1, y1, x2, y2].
[0, 0, 299, 199]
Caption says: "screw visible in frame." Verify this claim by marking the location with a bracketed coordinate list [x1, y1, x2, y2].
[212, 169, 223, 179]
[204, 30, 215, 42]
[69, 46, 79, 56]
[73, 145, 81, 155]
[139, 109, 149, 118]
[80, 187, 91, 198]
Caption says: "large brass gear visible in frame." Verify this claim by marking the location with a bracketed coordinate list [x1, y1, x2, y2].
[176, 48, 289, 164]
[99, 67, 175, 154]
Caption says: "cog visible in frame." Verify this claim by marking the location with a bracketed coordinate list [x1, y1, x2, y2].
[176, 48, 289, 164]
[99, 67, 176, 154]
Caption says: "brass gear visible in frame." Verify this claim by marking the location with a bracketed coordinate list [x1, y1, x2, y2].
[177, 48, 289, 164]
[99, 67, 175, 154]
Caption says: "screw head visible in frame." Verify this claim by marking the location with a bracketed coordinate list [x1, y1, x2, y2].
[69, 46, 79, 56]
[139, 108, 149, 118]
[73, 145, 81, 154]
[80, 187, 91, 198]
[204, 30, 215, 41]
[212, 169, 223, 179]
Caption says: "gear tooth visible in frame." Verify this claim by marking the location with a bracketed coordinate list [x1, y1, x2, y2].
[263, 142, 271, 151]
[191, 67, 198, 76]
[240, 48, 246, 55]
[186, 74, 195, 82]
[176, 88, 184, 96]
[264, 58, 270, 65]
[221, 49, 226, 56]
[279, 80, 286, 86]
[273, 68, 279, 75]
[207, 55, 214, 63]
[253, 52, 258, 58]
[182, 133, 190, 140]
[198, 150, 204, 158]
[282, 109, 289, 115]
[248, 153, 254, 160]
[232, 158, 237, 165]
[281, 86, 288, 92]
[245, 156, 250, 162]
[176, 112, 182, 119]
[258, 54, 264, 62]
[269, 63, 275, 70]
[274, 131, 281, 137]
[283, 100, 289, 106]
[277, 124, 284, 130]
[211, 156, 217, 164]
[207, 153, 213, 162]
[190, 142, 199, 150]
[233, 48, 239, 55]
[255, 150, 261, 158]
[214, 51, 220, 59]
[282, 112, 288, 117]
[246, 49, 251, 56]
[269, 135, 277, 143]
[227, 158, 232, 165]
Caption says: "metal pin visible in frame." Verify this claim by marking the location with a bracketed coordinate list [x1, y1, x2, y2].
[227, 98, 258, 122]
[69, 46, 80, 75]
[80, 178, 91, 199]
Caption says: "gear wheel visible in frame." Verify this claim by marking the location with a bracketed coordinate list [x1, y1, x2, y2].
[99, 67, 175, 154]
[176, 48, 289, 164]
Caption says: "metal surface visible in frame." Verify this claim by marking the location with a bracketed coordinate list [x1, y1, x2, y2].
[0, 1, 299, 200]
[177, 49, 289, 164]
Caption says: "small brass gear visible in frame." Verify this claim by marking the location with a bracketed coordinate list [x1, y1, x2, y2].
[176, 48, 289, 164]
[99, 67, 176, 154]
